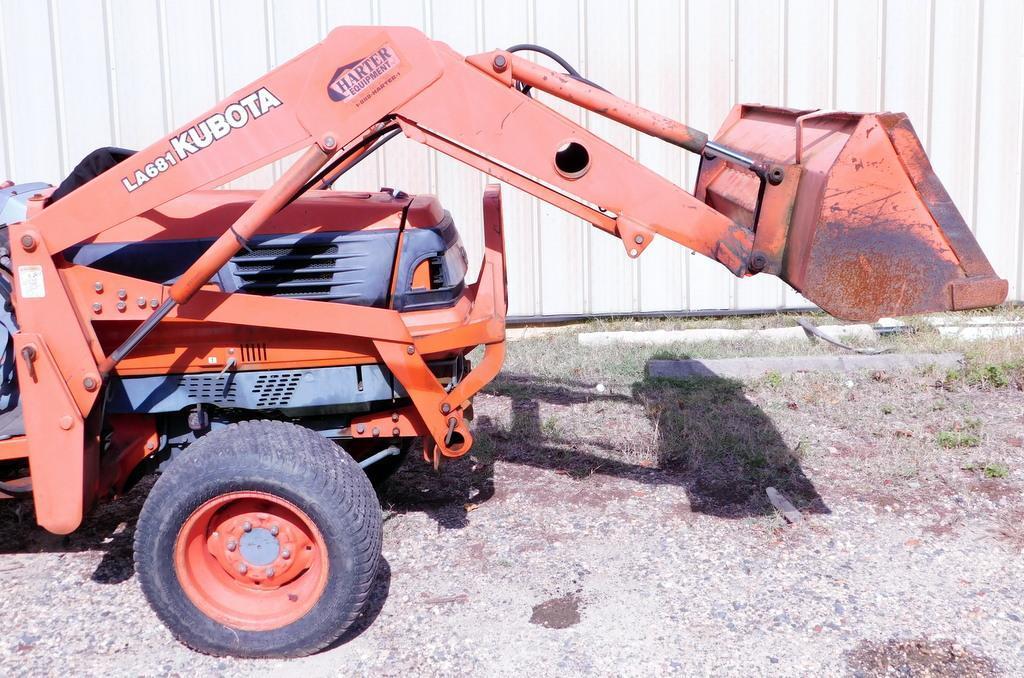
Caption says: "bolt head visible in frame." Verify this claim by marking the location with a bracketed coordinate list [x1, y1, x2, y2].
[372, 427, 380, 437]
[150, 298, 159, 309]
[324, 136, 337, 149]
[136, 297, 146, 308]
[117, 288, 127, 300]
[242, 521, 252, 532]
[226, 540, 237, 552]
[237, 563, 247, 574]
[356, 423, 366, 434]
[406, 345, 415, 355]
[392, 412, 400, 422]
[20, 234, 35, 251]
[748, 253, 769, 273]
[441, 403, 451, 414]
[116, 301, 126, 312]
[265, 567, 275, 578]
[93, 281, 104, 293]
[281, 548, 291, 559]
[393, 427, 401, 437]
[91, 302, 102, 313]
[493, 54, 507, 71]
[269, 525, 279, 536]
[634, 235, 644, 245]
[82, 377, 97, 391]
[629, 248, 639, 257]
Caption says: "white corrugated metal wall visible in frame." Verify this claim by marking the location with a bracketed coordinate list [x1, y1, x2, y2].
[0, 0, 1021, 317]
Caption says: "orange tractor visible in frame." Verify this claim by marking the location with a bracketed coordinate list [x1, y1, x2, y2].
[0, 27, 1006, 656]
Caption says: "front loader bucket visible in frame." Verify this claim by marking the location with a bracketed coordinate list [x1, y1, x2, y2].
[697, 106, 1007, 321]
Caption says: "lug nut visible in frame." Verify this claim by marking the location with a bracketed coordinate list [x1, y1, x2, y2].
[237, 563, 247, 574]
[242, 521, 252, 532]
[226, 540, 237, 552]
[269, 525, 279, 536]
[281, 548, 291, 559]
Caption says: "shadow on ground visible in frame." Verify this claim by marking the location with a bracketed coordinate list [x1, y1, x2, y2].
[384, 356, 829, 529]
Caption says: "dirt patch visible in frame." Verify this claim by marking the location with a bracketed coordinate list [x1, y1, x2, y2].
[529, 593, 583, 629]
[968, 479, 1018, 503]
[846, 638, 999, 677]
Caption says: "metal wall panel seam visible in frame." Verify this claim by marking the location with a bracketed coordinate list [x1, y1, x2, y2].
[680, 0, 691, 311]
[46, 0, 68, 177]
[157, 0, 174, 135]
[211, 0, 225, 101]
[969, 0, 986, 236]
[528, 0, 543, 316]
[102, 0, 121, 146]
[0, 3, 11, 177]
[630, 0, 640, 312]
[1017, 6, 1024, 297]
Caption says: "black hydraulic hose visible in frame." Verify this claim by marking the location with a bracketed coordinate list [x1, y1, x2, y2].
[291, 124, 401, 202]
[506, 43, 609, 95]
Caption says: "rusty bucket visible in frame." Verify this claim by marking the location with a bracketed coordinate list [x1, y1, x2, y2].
[696, 105, 1007, 321]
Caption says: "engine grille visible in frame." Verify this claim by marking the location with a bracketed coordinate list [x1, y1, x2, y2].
[179, 374, 237, 403]
[228, 236, 373, 302]
[251, 372, 303, 408]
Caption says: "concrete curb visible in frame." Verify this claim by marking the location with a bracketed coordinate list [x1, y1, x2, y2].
[579, 324, 877, 346]
[647, 352, 964, 380]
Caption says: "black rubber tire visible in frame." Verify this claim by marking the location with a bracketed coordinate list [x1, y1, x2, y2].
[134, 420, 382, 658]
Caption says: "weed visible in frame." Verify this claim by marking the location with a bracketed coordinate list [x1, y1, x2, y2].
[541, 416, 561, 437]
[881, 404, 894, 415]
[945, 358, 1024, 389]
[962, 461, 1010, 478]
[984, 463, 1010, 479]
[764, 371, 783, 389]
[937, 431, 981, 449]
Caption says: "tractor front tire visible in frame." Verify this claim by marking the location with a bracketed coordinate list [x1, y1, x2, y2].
[134, 420, 382, 658]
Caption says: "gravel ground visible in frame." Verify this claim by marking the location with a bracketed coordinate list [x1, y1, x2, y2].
[0, 326, 1022, 676]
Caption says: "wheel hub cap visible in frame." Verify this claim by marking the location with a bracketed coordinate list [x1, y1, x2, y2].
[240, 527, 279, 566]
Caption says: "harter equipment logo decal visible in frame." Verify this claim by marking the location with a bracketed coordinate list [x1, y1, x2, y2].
[121, 87, 283, 193]
[327, 45, 400, 104]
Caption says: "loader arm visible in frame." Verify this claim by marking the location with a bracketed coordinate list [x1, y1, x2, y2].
[24, 26, 1005, 322]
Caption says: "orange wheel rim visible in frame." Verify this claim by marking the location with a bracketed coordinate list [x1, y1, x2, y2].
[173, 491, 329, 631]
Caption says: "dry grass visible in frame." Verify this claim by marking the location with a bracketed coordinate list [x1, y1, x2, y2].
[480, 309, 1024, 519]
